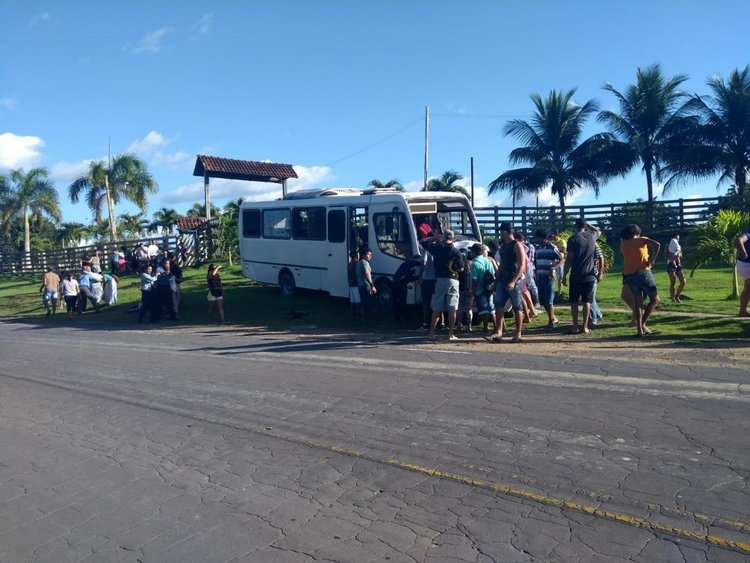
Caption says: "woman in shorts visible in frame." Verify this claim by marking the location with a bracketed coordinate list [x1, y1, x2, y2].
[206, 263, 227, 325]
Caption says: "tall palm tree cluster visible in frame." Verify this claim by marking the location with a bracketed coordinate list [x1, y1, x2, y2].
[490, 64, 750, 214]
[0, 153, 164, 252]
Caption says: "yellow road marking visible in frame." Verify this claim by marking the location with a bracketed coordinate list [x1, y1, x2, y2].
[276, 435, 750, 554]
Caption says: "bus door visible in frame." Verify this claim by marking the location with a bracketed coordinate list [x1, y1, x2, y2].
[325, 207, 349, 298]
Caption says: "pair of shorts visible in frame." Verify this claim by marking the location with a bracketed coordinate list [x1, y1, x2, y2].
[207, 293, 223, 302]
[421, 279, 436, 305]
[64, 295, 78, 312]
[569, 280, 596, 304]
[667, 262, 683, 274]
[737, 260, 750, 281]
[474, 291, 495, 316]
[494, 279, 524, 312]
[349, 286, 361, 304]
[625, 269, 658, 296]
[431, 278, 459, 312]
[537, 276, 555, 307]
[359, 285, 377, 309]
[42, 290, 58, 305]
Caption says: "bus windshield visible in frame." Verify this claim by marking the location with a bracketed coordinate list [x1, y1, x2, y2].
[411, 199, 479, 241]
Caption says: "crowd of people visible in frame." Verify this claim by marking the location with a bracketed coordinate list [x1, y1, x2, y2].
[345, 217, 741, 341]
[38, 221, 750, 333]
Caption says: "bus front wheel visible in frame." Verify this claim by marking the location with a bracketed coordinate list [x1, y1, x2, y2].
[279, 270, 296, 298]
[375, 279, 394, 312]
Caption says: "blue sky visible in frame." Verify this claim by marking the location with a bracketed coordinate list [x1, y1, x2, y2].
[1, 1, 748, 226]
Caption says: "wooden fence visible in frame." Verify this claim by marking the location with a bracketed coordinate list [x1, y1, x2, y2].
[473, 194, 750, 239]
[0, 220, 219, 276]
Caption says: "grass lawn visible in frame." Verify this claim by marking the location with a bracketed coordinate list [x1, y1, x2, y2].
[1, 262, 748, 344]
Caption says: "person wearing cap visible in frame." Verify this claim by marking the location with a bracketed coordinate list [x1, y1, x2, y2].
[420, 229, 465, 340]
[562, 218, 602, 334]
[489, 222, 526, 343]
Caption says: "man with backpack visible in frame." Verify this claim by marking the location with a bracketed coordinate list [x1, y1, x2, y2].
[470, 243, 497, 333]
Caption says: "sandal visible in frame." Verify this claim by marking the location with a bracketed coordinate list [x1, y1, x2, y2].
[511, 336, 523, 343]
[488, 335, 504, 342]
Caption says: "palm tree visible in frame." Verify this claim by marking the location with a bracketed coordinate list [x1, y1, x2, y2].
[88, 219, 113, 242]
[222, 198, 244, 219]
[0, 168, 61, 255]
[664, 65, 750, 198]
[118, 213, 150, 239]
[489, 89, 631, 216]
[68, 153, 157, 240]
[149, 207, 179, 234]
[422, 170, 470, 198]
[368, 179, 404, 192]
[187, 202, 220, 218]
[687, 209, 749, 298]
[56, 222, 89, 248]
[598, 64, 692, 204]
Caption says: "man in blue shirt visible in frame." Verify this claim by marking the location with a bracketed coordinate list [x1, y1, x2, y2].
[77, 267, 100, 314]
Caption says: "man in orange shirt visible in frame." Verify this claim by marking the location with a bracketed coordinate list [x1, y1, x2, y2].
[620, 224, 661, 337]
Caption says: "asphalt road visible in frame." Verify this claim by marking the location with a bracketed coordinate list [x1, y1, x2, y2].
[0, 320, 748, 562]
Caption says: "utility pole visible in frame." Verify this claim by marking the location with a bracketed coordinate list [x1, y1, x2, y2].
[470, 157, 474, 207]
[204, 172, 211, 221]
[423, 105, 429, 191]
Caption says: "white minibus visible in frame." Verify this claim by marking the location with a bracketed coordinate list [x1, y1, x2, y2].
[238, 187, 482, 307]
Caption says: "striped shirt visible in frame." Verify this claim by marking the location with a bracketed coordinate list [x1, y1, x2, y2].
[534, 242, 562, 277]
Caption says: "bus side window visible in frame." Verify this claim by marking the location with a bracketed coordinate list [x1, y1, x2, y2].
[242, 209, 261, 238]
[374, 212, 411, 259]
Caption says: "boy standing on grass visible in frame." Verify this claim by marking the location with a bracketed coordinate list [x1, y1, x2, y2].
[620, 224, 661, 337]
[666, 232, 686, 303]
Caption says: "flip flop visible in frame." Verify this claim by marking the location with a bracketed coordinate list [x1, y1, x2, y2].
[567, 328, 580, 335]
[488, 335, 504, 342]
[511, 336, 523, 343]
[581, 327, 591, 334]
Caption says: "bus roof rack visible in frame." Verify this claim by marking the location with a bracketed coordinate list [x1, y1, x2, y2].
[283, 188, 363, 200]
[362, 187, 401, 195]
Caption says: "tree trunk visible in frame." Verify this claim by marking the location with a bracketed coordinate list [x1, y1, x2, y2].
[732, 261, 739, 299]
[645, 166, 655, 228]
[558, 192, 566, 228]
[23, 208, 30, 253]
[105, 174, 118, 241]
[735, 166, 746, 199]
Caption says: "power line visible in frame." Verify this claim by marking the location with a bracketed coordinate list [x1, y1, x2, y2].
[322, 116, 424, 168]
[431, 113, 524, 119]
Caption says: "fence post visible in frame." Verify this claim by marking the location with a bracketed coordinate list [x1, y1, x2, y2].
[521, 207, 527, 234]
[549, 206, 556, 232]
[493, 207, 499, 238]
[679, 199, 684, 231]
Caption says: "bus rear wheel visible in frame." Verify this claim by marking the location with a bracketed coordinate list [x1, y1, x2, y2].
[279, 270, 296, 298]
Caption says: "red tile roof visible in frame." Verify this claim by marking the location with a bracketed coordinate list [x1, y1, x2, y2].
[193, 155, 298, 182]
[176, 216, 208, 231]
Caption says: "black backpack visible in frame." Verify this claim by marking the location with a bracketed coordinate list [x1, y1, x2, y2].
[482, 270, 496, 293]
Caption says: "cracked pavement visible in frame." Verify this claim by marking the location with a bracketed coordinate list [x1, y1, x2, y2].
[0, 321, 748, 562]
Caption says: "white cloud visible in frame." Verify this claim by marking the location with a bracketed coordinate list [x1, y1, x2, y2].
[123, 131, 191, 170]
[50, 159, 94, 183]
[128, 27, 174, 54]
[0, 132, 44, 170]
[161, 164, 335, 205]
[191, 13, 213, 36]
[28, 13, 50, 28]
[0, 97, 17, 110]
[126, 131, 169, 154]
